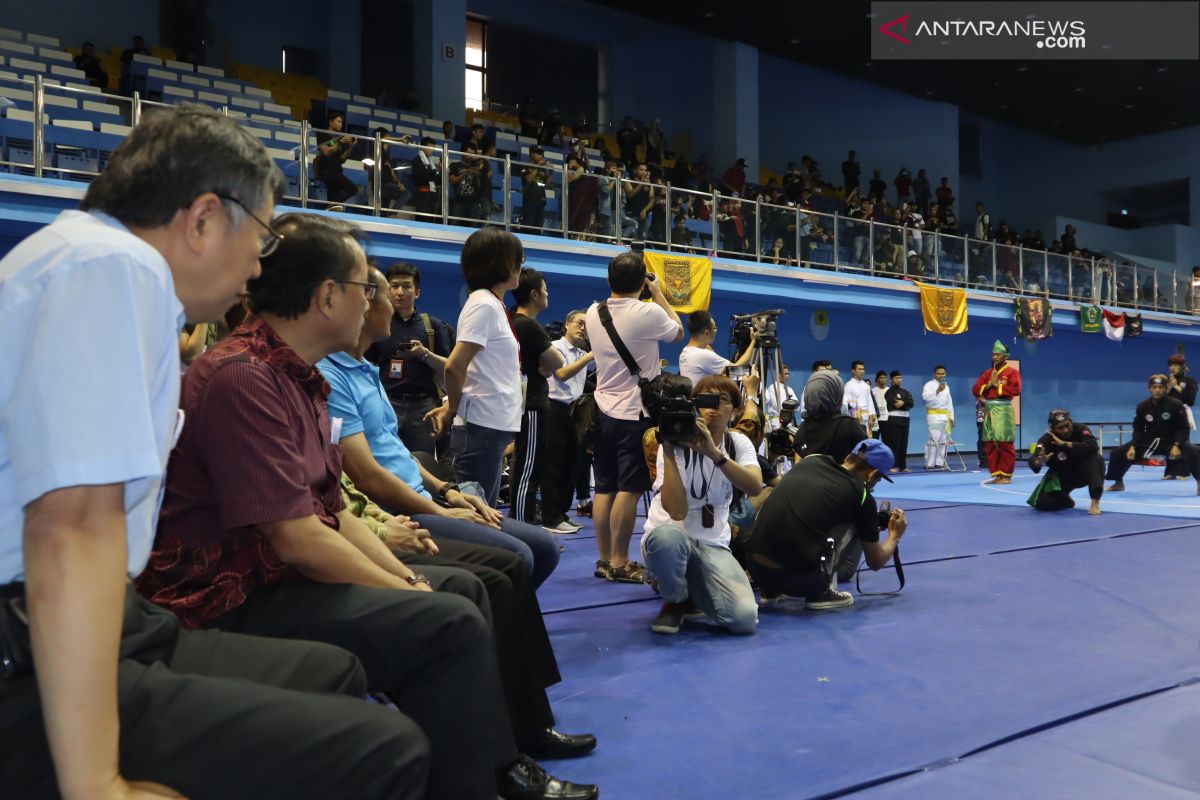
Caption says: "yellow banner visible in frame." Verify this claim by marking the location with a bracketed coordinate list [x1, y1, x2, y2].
[917, 282, 968, 335]
[643, 251, 712, 313]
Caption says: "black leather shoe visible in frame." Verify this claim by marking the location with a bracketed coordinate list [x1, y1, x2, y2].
[497, 755, 599, 800]
[521, 727, 598, 760]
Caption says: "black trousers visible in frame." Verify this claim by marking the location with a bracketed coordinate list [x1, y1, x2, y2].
[576, 441, 594, 501]
[404, 538, 560, 743]
[0, 587, 427, 800]
[747, 555, 829, 601]
[524, 199, 546, 230]
[1165, 427, 1196, 477]
[1035, 457, 1105, 511]
[541, 400, 580, 526]
[414, 190, 440, 218]
[323, 169, 359, 204]
[211, 570, 516, 800]
[393, 393, 456, 479]
[880, 417, 910, 471]
[1107, 440, 1200, 482]
[510, 408, 547, 524]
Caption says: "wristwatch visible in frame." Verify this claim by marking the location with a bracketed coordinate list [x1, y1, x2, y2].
[436, 482, 461, 499]
[404, 573, 430, 587]
[713, 455, 729, 468]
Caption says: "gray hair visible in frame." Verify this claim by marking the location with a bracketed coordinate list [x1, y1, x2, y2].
[566, 309, 587, 323]
[81, 104, 284, 229]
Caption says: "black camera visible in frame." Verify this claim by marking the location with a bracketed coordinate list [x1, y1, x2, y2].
[876, 500, 893, 531]
[778, 398, 799, 428]
[644, 374, 716, 445]
[730, 309, 784, 352]
[544, 319, 566, 341]
[765, 426, 794, 460]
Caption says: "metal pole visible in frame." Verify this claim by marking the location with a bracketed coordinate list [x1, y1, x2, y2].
[372, 132, 383, 216]
[1153, 269, 1159, 310]
[665, 183, 672, 251]
[795, 206, 803, 268]
[867, 218, 874, 276]
[561, 162, 569, 238]
[934, 233, 940, 283]
[440, 143, 449, 225]
[1133, 266, 1140, 308]
[1043, 250, 1049, 297]
[1067, 256, 1073, 300]
[32, 75, 45, 178]
[754, 196, 762, 262]
[991, 241, 997, 288]
[831, 211, 839, 271]
[711, 189, 719, 256]
[132, 90, 142, 127]
[1017, 245, 1024, 291]
[299, 120, 310, 209]
[503, 154, 512, 232]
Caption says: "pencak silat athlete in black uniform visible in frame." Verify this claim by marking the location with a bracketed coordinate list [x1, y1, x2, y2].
[1164, 354, 1198, 479]
[1106, 374, 1200, 494]
[1027, 409, 1104, 515]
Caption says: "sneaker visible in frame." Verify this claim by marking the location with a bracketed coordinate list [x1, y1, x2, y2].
[805, 588, 855, 610]
[575, 500, 593, 517]
[543, 520, 581, 534]
[594, 560, 612, 580]
[651, 603, 685, 634]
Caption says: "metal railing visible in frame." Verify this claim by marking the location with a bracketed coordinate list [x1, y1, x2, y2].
[1, 72, 1197, 316]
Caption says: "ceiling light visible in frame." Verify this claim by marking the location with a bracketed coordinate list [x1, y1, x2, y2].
[703, 11, 716, 18]
[790, 38, 801, 44]
[1074, 86, 1084, 92]
[1017, 65, 1029, 72]
[1124, 103, 1135, 109]
[1157, 65, 1169, 73]
[1000, 104, 1009, 110]
[925, 90, 935, 95]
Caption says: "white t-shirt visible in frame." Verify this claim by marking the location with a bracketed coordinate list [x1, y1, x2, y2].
[455, 289, 522, 432]
[548, 337, 591, 403]
[763, 381, 798, 421]
[586, 297, 680, 421]
[678, 345, 730, 388]
[643, 430, 758, 547]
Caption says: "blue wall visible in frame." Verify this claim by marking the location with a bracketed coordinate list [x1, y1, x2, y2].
[3, 0, 158, 53]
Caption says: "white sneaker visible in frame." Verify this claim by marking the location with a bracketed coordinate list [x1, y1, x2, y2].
[543, 520, 580, 534]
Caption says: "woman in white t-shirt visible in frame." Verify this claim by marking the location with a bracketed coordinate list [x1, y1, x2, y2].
[677, 309, 757, 388]
[641, 374, 763, 635]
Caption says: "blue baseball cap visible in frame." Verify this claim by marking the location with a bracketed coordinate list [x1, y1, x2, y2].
[852, 439, 895, 482]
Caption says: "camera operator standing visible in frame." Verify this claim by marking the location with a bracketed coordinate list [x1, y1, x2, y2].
[678, 310, 757, 387]
[585, 254, 685, 583]
[643, 376, 763, 634]
[746, 440, 906, 610]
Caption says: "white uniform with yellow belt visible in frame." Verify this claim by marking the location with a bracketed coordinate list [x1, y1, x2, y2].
[922, 378, 955, 468]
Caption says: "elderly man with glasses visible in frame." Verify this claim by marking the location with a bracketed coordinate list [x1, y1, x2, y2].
[641, 375, 763, 635]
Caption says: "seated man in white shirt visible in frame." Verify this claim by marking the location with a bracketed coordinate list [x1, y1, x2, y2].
[678, 310, 757, 388]
[642, 375, 763, 634]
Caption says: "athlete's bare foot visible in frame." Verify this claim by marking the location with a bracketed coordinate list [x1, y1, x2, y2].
[1163, 474, 1177, 480]
[1108, 482, 1125, 492]
[1089, 500, 1101, 515]
[993, 477, 1012, 485]
[983, 477, 999, 484]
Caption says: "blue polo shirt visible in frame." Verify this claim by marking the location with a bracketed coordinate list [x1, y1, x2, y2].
[317, 351, 431, 499]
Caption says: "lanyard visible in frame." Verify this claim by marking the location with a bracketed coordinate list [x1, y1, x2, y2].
[686, 448, 721, 501]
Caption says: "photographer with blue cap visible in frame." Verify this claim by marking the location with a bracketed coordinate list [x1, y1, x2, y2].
[745, 439, 907, 610]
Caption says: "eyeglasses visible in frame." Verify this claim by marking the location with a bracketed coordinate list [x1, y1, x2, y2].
[697, 393, 735, 407]
[216, 194, 283, 257]
[337, 279, 379, 300]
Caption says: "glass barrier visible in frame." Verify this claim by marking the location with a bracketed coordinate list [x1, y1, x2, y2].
[4, 74, 1199, 318]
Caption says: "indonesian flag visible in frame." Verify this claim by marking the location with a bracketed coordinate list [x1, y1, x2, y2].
[1102, 309, 1125, 341]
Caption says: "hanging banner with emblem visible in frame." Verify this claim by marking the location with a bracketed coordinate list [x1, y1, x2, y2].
[642, 251, 713, 313]
[916, 282, 968, 335]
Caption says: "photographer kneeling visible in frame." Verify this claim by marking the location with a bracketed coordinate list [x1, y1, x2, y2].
[643, 375, 763, 635]
[746, 440, 906, 610]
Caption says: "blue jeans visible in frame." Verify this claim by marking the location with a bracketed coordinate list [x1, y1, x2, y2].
[642, 524, 758, 634]
[450, 422, 513, 507]
[413, 514, 560, 589]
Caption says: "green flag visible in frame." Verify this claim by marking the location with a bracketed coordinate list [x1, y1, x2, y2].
[1079, 305, 1102, 333]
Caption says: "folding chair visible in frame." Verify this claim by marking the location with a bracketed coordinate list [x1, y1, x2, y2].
[926, 419, 967, 472]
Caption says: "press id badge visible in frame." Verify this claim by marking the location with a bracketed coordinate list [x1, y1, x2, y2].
[389, 359, 405, 380]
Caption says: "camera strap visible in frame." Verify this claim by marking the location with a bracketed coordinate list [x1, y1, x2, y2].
[854, 548, 905, 596]
[596, 302, 643, 381]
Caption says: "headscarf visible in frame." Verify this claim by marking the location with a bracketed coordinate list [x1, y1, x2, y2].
[802, 370, 845, 420]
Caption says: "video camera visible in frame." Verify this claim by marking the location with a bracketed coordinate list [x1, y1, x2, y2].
[544, 319, 566, 341]
[731, 309, 785, 351]
[764, 398, 800, 459]
[644, 374, 719, 445]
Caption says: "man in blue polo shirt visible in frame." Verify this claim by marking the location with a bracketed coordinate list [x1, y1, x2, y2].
[318, 266, 596, 764]
[365, 261, 456, 475]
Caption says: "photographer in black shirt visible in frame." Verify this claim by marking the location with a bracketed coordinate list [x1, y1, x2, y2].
[314, 110, 359, 204]
[748, 440, 906, 610]
[1028, 409, 1104, 514]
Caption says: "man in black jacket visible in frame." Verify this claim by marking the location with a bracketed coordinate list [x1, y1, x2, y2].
[1164, 354, 1197, 479]
[410, 137, 442, 218]
[880, 371, 915, 473]
[1028, 409, 1104, 514]
[1106, 375, 1200, 494]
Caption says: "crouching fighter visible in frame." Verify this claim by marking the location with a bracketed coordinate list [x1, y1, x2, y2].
[1027, 409, 1104, 515]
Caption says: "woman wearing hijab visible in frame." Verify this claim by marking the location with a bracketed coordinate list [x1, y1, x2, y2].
[791, 370, 869, 464]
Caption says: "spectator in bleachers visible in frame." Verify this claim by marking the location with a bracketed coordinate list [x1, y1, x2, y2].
[936, 177, 955, 209]
[617, 116, 640, 167]
[924, 203, 941, 263]
[940, 203, 959, 236]
[73, 41, 108, 89]
[672, 215, 697, 253]
[410, 136, 442, 218]
[1061, 224, 1078, 253]
[366, 128, 411, 213]
[315, 110, 359, 205]
[119, 34, 149, 66]
[850, 199, 875, 266]
[644, 119, 665, 165]
[974, 202, 991, 241]
[566, 154, 598, 237]
[464, 122, 486, 150]
[646, 179, 669, 243]
[441, 120, 456, 141]
[841, 150, 861, 195]
[0, 105, 434, 800]
[597, 160, 636, 240]
[914, 168, 931, 214]
[894, 167, 912, 207]
[720, 157, 748, 198]
[625, 162, 654, 240]
[400, 86, 419, 111]
[868, 168, 887, 203]
[449, 143, 487, 224]
[374, 86, 395, 107]
[521, 146, 549, 232]
[669, 154, 693, 190]
[717, 198, 747, 254]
